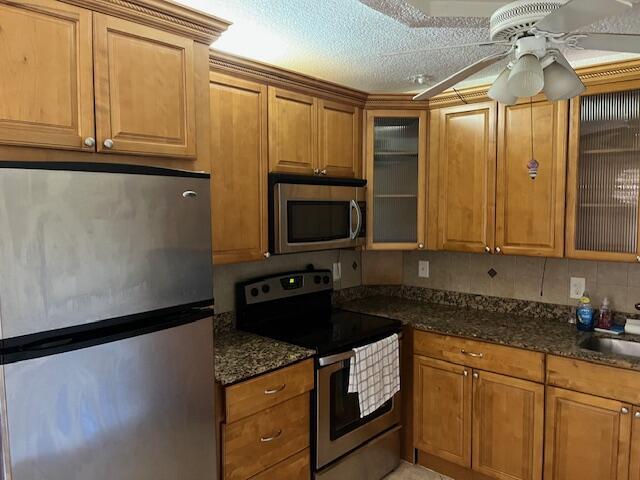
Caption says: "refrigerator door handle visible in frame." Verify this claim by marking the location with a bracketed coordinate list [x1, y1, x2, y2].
[23, 336, 75, 351]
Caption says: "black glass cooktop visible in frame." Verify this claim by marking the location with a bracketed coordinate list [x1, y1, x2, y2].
[235, 269, 402, 356]
[261, 309, 402, 356]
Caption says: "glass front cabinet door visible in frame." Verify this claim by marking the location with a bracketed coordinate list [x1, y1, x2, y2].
[365, 110, 427, 250]
[566, 85, 640, 262]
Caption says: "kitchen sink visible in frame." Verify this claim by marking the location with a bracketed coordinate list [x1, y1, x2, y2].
[580, 336, 640, 358]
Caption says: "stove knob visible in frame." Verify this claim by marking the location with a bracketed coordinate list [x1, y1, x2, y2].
[262, 284, 270, 293]
[250, 287, 259, 297]
[323, 276, 330, 284]
[314, 275, 321, 284]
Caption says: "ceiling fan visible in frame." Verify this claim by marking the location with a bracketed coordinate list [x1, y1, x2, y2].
[393, 0, 640, 103]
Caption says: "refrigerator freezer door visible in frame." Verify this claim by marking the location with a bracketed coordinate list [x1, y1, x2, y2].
[0, 166, 213, 339]
[2, 317, 216, 480]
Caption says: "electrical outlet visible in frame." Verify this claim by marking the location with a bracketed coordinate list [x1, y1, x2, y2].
[419, 260, 429, 279]
[570, 277, 585, 299]
[333, 262, 342, 281]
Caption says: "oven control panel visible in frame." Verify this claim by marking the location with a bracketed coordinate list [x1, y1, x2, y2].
[238, 269, 333, 305]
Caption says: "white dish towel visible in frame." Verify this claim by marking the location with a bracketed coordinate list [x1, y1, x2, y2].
[348, 333, 400, 418]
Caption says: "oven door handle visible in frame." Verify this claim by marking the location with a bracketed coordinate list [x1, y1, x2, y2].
[349, 200, 362, 240]
[318, 331, 403, 367]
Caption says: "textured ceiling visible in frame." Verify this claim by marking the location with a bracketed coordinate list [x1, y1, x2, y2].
[183, 0, 640, 93]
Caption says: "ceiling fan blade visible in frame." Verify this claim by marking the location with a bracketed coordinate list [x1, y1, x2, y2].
[413, 51, 510, 101]
[574, 32, 640, 53]
[534, 0, 634, 34]
[382, 41, 507, 58]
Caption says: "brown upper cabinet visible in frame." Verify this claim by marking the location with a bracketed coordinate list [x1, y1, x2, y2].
[268, 86, 362, 178]
[566, 81, 640, 262]
[434, 101, 497, 254]
[495, 99, 568, 257]
[210, 72, 268, 265]
[317, 99, 361, 177]
[0, 0, 219, 160]
[0, 0, 95, 151]
[93, 14, 196, 157]
[365, 110, 427, 250]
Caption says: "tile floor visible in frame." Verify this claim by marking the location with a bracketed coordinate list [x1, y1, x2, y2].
[384, 462, 452, 480]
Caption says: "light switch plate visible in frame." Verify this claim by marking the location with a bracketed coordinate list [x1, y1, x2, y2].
[333, 262, 342, 281]
[419, 260, 430, 279]
[570, 277, 585, 299]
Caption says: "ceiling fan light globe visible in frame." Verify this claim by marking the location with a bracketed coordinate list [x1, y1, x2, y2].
[543, 61, 585, 101]
[488, 67, 518, 105]
[507, 54, 544, 98]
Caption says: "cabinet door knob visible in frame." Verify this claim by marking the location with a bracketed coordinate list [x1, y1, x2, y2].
[636, 256, 640, 263]
[103, 138, 114, 149]
[463, 370, 468, 376]
[263, 252, 271, 259]
[418, 243, 424, 249]
[622, 407, 630, 414]
[484, 246, 491, 253]
[495, 246, 502, 254]
[313, 168, 320, 175]
[472, 372, 479, 379]
[83, 137, 96, 147]
[320, 169, 327, 175]
[635, 412, 640, 418]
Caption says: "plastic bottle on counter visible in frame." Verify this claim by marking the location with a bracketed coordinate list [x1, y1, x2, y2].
[597, 297, 613, 330]
[576, 294, 595, 332]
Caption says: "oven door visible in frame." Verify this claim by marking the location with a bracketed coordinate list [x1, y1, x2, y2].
[274, 183, 364, 254]
[315, 351, 401, 469]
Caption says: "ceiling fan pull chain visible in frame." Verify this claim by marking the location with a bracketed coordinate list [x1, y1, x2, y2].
[528, 97, 539, 180]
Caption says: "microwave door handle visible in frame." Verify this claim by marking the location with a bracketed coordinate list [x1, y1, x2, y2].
[350, 199, 362, 240]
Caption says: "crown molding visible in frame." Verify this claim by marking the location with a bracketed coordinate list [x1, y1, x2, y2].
[209, 50, 368, 106]
[61, 0, 231, 44]
[209, 51, 640, 109]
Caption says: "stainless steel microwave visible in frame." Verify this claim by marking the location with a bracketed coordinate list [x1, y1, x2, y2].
[269, 174, 366, 255]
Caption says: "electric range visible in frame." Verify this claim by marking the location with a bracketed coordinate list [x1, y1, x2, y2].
[236, 268, 402, 480]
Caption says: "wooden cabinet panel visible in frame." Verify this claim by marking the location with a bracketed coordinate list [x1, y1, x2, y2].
[318, 99, 361, 177]
[210, 72, 268, 264]
[547, 355, 640, 405]
[224, 359, 313, 424]
[251, 448, 310, 480]
[0, 0, 94, 150]
[93, 14, 196, 157]
[414, 355, 471, 468]
[630, 407, 640, 480]
[268, 87, 317, 174]
[437, 102, 497, 253]
[472, 370, 544, 480]
[544, 387, 631, 480]
[496, 100, 568, 257]
[223, 393, 310, 480]
[413, 330, 545, 383]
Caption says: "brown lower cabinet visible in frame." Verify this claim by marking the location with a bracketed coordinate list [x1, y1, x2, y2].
[219, 359, 313, 480]
[414, 354, 543, 480]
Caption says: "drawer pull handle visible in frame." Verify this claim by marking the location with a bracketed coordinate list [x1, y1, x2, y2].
[260, 430, 282, 442]
[461, 349, 484, 358]
[264, 384, 286, 395]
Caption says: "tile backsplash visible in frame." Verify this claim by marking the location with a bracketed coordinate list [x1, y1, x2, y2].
[213, 249, 362, 313]
[404, 251, 640, 314]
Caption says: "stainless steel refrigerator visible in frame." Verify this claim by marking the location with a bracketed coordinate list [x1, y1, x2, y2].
[0, 162, 217, 480]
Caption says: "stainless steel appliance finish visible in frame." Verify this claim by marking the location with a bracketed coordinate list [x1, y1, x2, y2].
[0, 166, 213, 339]
[4, 318, 216, 480]
[272, 179, 365, 254]
[314, 426, 401, 480]
[316, 349, 402, 469]
[581, 336, 640, 358]
[0, 163, 217, 480]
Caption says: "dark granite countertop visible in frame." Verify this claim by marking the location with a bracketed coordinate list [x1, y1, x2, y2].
[215, 330, 315, 386]
[342, 295, 640, 372]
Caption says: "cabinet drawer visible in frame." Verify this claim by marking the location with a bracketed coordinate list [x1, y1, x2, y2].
[414, 331, 544, 383]
[223, 393, 310, 480]
[225, 359, 313, 423]
[547, 355, 640, 404]
[250, 448, 310, 480]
